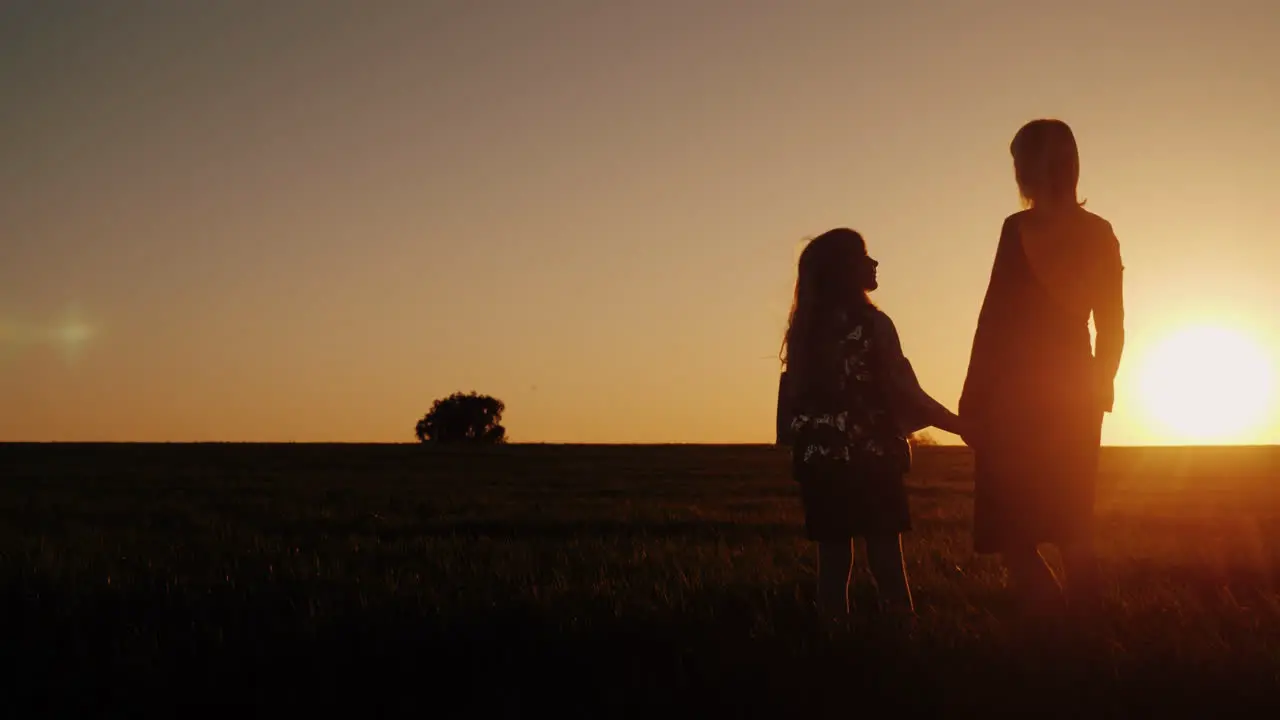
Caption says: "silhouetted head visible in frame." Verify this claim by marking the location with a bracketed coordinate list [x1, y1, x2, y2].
[1011, 119, 1084, 208]
[780, 228, 877, 368]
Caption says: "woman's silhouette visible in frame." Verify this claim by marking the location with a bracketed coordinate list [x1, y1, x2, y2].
[959, 119, 1125, 616]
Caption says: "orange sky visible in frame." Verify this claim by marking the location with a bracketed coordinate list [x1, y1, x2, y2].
[2, 1, 1278, 445]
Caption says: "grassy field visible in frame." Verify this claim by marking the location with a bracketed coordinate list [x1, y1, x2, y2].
[2, 442, 1279, 716]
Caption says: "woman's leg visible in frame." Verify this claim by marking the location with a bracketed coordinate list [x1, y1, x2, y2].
[865, 533, 914, 614]
[816, 540, 854, 626]
[1062, 414, 1104, 612]
[1003, 543, 1064, 614]
[1061, 538, 1100, 612]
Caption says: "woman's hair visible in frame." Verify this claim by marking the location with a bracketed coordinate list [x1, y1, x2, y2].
[780, 228, 873, 370]
[1011, 119, 1085, 208]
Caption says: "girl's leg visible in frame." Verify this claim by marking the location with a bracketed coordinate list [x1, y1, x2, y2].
[816, 540, 854, 627]
[865, 533, 914, 615]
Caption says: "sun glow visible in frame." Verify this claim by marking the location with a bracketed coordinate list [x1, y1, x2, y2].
[1136, 325, 1277, 444]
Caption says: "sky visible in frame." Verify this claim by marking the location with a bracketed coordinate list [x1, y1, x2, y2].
[2, 0, 1278, 445]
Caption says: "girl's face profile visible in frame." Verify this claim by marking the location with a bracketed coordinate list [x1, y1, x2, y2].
[856, 253, 879, 292]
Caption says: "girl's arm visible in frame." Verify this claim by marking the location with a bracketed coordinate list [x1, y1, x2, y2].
[776, 370, 793, 445]
[780, 333, 851, 455]
[872, 312, 963, 436]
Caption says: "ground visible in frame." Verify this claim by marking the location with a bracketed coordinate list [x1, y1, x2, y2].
[2, 443, 1279, 716]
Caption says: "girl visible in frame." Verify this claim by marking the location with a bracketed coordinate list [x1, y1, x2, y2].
[779, 228, 963, 627]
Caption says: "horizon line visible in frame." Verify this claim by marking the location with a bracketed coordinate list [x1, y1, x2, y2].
[2, 441, 1276, 450]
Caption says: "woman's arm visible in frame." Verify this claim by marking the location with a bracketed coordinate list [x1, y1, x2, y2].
[959, 215, 1017, 426]
[872, 312, 963, 436]
[1093, 224, 1125, 413]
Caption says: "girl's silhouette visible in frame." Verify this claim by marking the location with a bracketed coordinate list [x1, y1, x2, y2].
[779, 228, 962, 628]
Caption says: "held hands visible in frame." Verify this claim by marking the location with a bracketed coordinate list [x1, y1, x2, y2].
[945, 412, 981, 448]
[937, 411, 969, 445]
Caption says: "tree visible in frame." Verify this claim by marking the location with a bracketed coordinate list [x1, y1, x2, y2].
[415, 392, 507, 444]
[908, 431, 938, 449]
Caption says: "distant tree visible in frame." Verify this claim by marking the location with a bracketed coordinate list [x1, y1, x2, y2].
[415, 392, 507, 444]
[908, 431, 938, 449]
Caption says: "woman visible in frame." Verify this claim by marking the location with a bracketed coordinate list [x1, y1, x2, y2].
[959, 119, 1125, 615]
[779, 228, 962, 628]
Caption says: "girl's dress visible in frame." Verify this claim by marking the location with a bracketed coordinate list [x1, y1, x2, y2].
[780, 304, 956, 541]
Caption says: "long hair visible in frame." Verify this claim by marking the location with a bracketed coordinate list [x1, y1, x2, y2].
[1011, 119, 1086, 208]
[780, 228, 873, 373]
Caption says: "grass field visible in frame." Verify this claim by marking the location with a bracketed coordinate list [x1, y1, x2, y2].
[3, 443, 1279, 716]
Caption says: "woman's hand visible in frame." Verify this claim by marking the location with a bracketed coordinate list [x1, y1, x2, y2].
[1094, 370, 1116, 414]
[935, 411, 965, 440]
[955, 415, 978, 448]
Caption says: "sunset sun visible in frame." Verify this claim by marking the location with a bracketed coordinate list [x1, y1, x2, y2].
[1137, 325, 1277, 444]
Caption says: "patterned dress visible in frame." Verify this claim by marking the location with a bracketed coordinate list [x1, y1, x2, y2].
[780, 306, 913, 541]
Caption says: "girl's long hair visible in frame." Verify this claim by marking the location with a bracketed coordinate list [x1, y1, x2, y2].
[780, 228, 873, 378]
